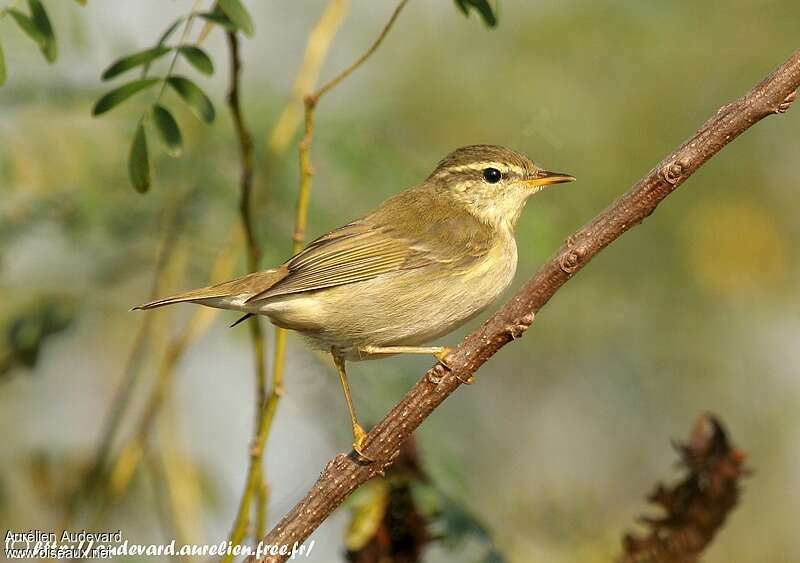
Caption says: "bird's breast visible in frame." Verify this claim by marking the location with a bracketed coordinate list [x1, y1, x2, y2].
[258, 235, 518, 356]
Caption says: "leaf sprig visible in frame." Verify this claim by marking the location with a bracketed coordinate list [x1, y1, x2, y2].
[92, 0, 253, 192]
[0, 0, 67, 85]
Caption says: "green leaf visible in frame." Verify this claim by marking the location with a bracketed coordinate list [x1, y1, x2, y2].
[218, 0, 254, 36]
[453, 0, 497, 28]
[151, 104, 182, 157]
[8, 10, 47, 47]
[128, 123, 150, 193]
[197, 10, 238, 32]
[0, 38, 6, 87]
[28, 0, 57, 62]
[178, 46, 213, 75]
[74, 0, 87, 5]
[166, 76, 215, 123]
[92, 77, 160, 116]
[101, 46, 171, 81]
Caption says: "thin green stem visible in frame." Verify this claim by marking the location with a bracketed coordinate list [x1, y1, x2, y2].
[153, 0, 203, 102]
[270, 0, 409, 456]
[312, 0, 409, 102]
[222, 388, 282, 563]
[225, 2, 410, 556]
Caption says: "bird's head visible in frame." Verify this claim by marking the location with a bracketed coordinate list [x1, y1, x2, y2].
[427, 144, 574, 231]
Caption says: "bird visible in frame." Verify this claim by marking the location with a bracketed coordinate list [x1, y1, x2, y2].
[134, 145, 574, 459]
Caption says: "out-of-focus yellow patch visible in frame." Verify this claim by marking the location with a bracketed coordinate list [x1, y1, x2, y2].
[687, 200, 786, 296]
[344, 479, 390, 551]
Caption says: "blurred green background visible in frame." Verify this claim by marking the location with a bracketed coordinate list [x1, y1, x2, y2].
[1, 1, 799, 562]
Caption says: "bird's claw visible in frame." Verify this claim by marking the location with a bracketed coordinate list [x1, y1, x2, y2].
[351, 424, 373, 463]
[434, 347, 454, 368]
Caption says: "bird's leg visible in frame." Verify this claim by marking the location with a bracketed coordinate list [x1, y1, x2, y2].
[332, 351, 371, 461]
[359, 345, 474, 384]
[360, 345, 451, 362]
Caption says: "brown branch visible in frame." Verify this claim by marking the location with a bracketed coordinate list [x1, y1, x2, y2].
[619, 413, 748, 563]
[249, 49, 800, 562]
[228, 31, 260, 272]
[225, 29, 273, 555]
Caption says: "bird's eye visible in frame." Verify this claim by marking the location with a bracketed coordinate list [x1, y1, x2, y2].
[483, 167, 502, 184]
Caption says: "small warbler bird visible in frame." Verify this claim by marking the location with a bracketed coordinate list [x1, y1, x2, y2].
[135, 145, 574, 457]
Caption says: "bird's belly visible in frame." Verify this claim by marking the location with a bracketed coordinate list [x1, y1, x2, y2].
[258, 243, 517, 359]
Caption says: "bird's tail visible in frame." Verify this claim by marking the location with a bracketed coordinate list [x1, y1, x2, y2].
[132, 268, 287, 311]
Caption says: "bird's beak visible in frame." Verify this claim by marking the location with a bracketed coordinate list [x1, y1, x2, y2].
[524, 170, 576, 189]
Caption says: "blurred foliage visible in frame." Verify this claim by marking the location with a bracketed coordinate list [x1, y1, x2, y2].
[1, 0, 58, 76]
[620, 415, 747, 563]
[0, 0, 89, 85]
[346, 439, 507, 563]
[0, 297, 76, 380]
[685, 200, 787, 297]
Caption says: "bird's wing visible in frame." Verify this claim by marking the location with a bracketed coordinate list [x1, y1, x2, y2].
[245, 220, 436, 302]
[245, 187, 497, 304]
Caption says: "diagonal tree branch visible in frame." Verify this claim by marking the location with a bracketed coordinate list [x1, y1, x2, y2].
[251, 49, 800, 563]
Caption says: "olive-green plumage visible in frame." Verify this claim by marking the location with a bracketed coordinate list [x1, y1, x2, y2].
[135, 144, 574, 456]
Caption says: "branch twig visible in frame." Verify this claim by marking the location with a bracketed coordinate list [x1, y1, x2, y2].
[251, 49, 800, 563]
[268, 0, 356, 413]
[224, 2, 357, 546]
[311, 0, 409, 103]
[619, 413, 748, 563]
[267, 0, 350, 154]
[292, 0, 409, 251]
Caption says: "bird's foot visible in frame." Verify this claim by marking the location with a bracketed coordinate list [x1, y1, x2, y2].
[433, 347, 474, 384]
[351, 423, 373, 463]
[433, 347, 454, 368]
